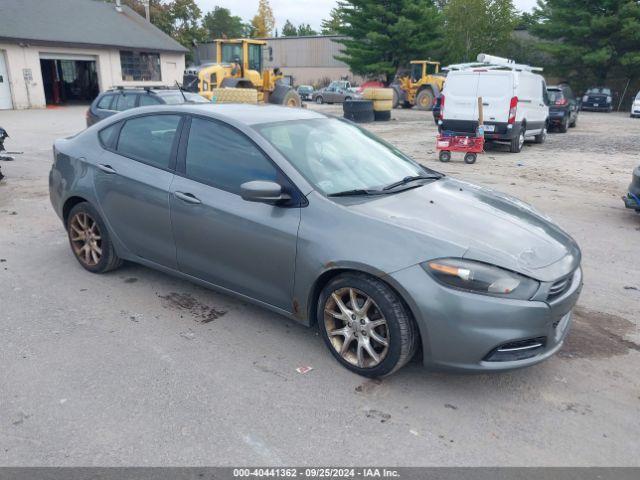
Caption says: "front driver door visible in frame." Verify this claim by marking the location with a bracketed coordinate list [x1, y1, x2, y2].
[169, 116, 301, 312]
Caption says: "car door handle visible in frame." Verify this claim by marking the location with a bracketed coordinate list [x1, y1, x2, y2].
[97, 163, 117, 174]
[174, 191, 201, 205]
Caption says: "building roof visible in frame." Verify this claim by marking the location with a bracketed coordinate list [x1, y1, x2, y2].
[0, 0, 187, 53]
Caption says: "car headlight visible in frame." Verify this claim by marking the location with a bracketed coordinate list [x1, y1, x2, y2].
[424, 258, 540, 300]
[606, 96, 612, 103]
[582, 95, 588, 102]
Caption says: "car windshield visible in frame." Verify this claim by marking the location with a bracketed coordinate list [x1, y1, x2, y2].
[635, 92, 640, 100]
[546, 89, 563, 102]
[298, 86, 313, 93]
[587, 88, 611, 95]
[255, 118, 434, 195]
[159, 92, 208, 104]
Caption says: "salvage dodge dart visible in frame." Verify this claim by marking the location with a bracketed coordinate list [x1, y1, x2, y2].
[49, 104, 583, 376]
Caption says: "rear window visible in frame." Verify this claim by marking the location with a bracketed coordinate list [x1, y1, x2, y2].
[547, 89, 564, 102]
[97, 94, 114, 110]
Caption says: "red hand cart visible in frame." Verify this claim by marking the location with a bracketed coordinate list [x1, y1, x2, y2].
[436, 133, 484, 164]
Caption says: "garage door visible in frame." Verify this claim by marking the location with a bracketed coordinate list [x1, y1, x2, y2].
[0, 51, 13, 110]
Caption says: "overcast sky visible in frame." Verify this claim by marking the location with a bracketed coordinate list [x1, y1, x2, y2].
[194, 0, 539, 32]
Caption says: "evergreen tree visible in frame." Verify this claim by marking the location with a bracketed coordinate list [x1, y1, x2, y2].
[297, 24, 318, 36]
[321, 7, 343, 35]
[335, 0, 443, 84]
[532, 0, 640, 85]
[203, 6, 245, 39]
[282, 19, 298, 36]
[251, 0, 276, 37]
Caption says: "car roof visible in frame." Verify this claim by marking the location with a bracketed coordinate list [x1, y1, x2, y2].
[120, 103, 329, 126]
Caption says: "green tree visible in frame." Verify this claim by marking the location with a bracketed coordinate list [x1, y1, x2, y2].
[335, 0, 443, 84]
[442, 0, 517, 63]
[532, 0, 640, 86]
[321, 7, 343, 35]
[297, 24, 318, 36]
[203, 6, 245, 39]
[251, 0, 276, 37]
[282, 19, 298, 36]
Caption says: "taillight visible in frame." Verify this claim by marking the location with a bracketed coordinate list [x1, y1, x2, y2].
[439, 95, 445, 120]
[555, 98, 568, 106]
[508, 96, 518, 124]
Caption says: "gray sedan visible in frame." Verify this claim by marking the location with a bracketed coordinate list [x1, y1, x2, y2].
[49, 104, 582, 376]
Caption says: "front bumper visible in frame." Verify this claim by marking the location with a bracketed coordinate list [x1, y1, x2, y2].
[389, 264, 583, 372]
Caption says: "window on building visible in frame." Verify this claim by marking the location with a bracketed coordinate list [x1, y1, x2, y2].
[120, 51, 161, 82]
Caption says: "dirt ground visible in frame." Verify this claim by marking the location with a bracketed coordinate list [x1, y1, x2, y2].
[0, 104, 638, 466]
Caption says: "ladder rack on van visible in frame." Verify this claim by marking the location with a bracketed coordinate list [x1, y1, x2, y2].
[443, 54, 542, 73]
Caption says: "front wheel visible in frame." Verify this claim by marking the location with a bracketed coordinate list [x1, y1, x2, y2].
[415, 89, 435, 111]
[66, 202, 122, 273]
[464, 153, 477, 164]
[315, 96, 323, 104]
[318, 273, 418, 377]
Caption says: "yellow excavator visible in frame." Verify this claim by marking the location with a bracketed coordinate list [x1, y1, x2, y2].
[391, 60, 446, 110]
[183, 38, 301, 107]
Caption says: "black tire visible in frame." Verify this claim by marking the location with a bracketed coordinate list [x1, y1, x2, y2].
[401, 101, 413, 109]
[392, 88, 400, 109]
[374, 110, 391, 121]
[343, 100, 374, 123]
[510, 127, 525, 153]
[439, 150, 451, 162]
[558, 116, 568, 133]
[317, 272, 418, 377]
[66, 202, 122, 274]
[534, 125, 547, 143]
[315, 96, 323, 104]
[415, 88, 435, 111]
[569, 115, 577, 128]
[269, 85, 301, 107]
[463, 153, 477, 164]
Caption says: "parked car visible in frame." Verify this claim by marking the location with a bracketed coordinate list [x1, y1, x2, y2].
[86, 87, 208, 127]
[546, 84, 579, 132]
[581, 87, 613, 112]
[623, 164, 640, 213]
[440, 55, 549, 153]
[630, 91, 640, 118]
[296, 85, 314, 101]
[50, 103, 582, 377]
[312, 81, 360, 104]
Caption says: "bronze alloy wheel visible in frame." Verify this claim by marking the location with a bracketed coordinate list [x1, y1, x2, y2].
[324, 287, 390, 368]
[69, 211, 103, 267]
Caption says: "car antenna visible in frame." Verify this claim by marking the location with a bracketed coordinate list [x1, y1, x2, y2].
[175, 80, 188, 102]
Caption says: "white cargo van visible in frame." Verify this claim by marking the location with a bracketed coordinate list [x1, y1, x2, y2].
[439, 54, 549, 153]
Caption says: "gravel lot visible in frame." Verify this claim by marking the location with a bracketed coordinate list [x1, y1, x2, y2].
[0, 104, 638, 466]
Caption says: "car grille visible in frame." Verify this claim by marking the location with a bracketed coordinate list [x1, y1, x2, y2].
[548, 275, 572, 301]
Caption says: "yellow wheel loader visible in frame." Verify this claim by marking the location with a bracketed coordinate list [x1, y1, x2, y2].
[391, 60, 446, 111]
[183, 39, 301, 107]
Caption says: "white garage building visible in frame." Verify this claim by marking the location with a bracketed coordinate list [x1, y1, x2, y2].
[0, 0, 187, 110]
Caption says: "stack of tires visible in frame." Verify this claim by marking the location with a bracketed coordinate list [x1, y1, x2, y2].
[362, 88, 393, 121]
[210, 88, 258, 104]
[343, 100, 374, 123]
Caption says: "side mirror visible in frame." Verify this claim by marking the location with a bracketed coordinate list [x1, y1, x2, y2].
[240, 180, 291, 205]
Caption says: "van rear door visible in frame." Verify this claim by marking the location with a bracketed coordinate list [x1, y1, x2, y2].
[442, 71, 479, 121]
[476, 72, 513, 124]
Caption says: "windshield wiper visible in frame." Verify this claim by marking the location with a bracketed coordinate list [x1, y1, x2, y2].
[382, 174, 442, 191]
[328, 189, 382, 197]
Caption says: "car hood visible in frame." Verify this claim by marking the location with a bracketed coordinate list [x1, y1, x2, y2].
[346, 178, 581, 281]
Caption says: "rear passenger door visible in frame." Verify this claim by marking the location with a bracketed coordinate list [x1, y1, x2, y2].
[169, 116, 301, 312]
[94, 113, 183, 268]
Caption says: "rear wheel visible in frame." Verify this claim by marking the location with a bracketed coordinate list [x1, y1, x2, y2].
[510, 128, 525, 153]
[464, 153, 477, 164]
[269, 85, 301, 107]
[415, 89, 435, 111]
[67, 202, 122, 273]
[558, 116, 568, 133]
[569, 115, 577, 128]
[318, 273, 418, 377]
[315, 96, 324, 104]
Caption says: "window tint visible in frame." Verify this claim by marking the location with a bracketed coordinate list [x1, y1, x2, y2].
[185, 117, 277, 193]
[99, 122, 120, 148]
[117, 115, 181, 169]
[139, 94, 162, 106]
[114, 93, 138, 111]
[97, 94, 114, 110]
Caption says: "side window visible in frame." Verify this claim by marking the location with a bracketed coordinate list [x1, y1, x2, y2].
[98, 122, 121, 149]
[114, 93, 138, 111]
[139, 94, 162, 106]
[97, 94, 114, 110]
[185, 117, 278, 194]
[117, 115, 181, 169]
